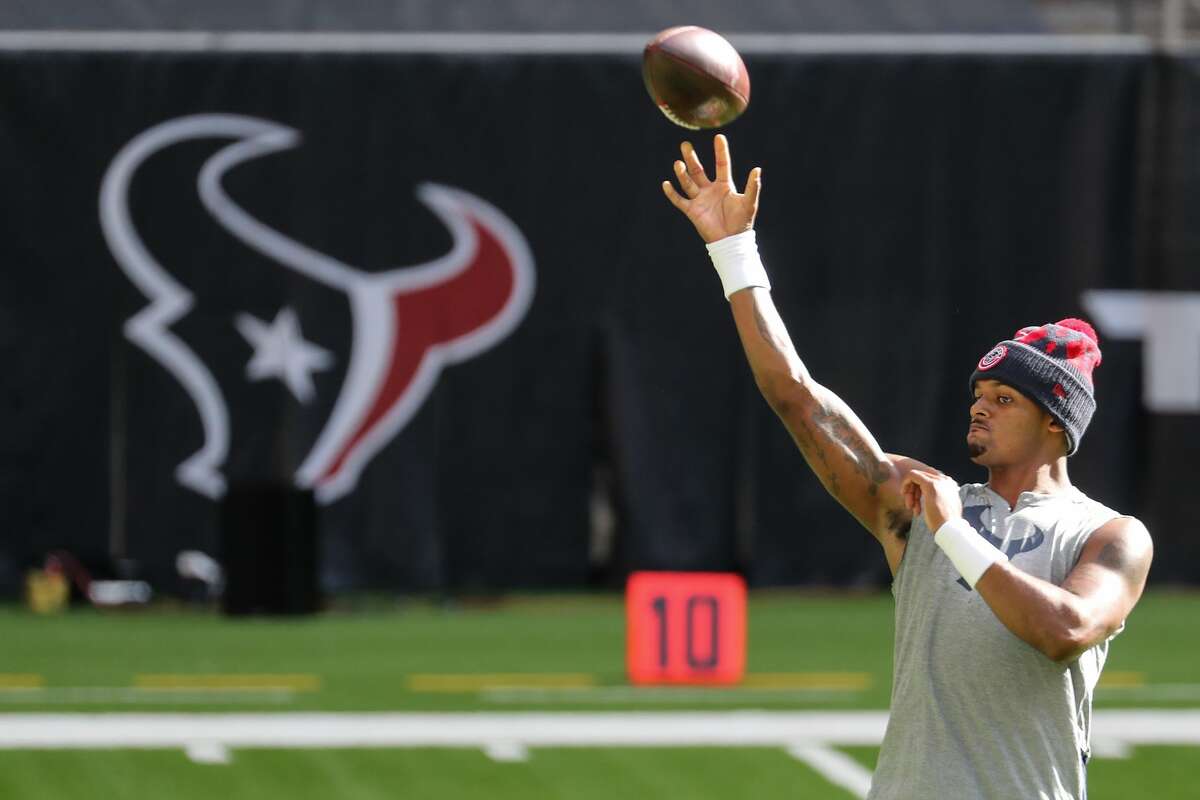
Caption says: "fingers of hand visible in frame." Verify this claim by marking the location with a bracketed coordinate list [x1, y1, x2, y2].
[910, 469, 949, 490]
[743, 166, 762, 207]
[673, 160, 700, 197]
[661, 180, 689, 212]
[714, 134, 732, 183]
[681, 141, 711, 186]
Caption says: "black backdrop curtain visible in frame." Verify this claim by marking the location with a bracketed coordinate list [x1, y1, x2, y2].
[1, 46, 1191, 594]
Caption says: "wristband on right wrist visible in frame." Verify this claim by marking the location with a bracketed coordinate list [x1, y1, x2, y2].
[933, 517, 1008, 589]
[705, 230, 771, 300]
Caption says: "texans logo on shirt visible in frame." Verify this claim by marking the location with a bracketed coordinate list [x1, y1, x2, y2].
[102, 114, 536, 505]
[956, 504, 1046, 590]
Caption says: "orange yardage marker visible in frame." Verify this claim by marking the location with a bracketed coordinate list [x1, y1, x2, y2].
[626, 571, 746, 685]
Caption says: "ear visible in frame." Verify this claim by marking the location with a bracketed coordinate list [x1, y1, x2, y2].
[1043, 413, 1069, 454]
[1043, 410, 1065, 433]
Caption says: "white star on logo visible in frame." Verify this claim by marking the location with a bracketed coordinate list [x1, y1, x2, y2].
[234, 307, 334, 404]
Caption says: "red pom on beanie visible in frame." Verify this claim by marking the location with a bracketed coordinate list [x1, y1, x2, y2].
[1056, 318, 1099, 345]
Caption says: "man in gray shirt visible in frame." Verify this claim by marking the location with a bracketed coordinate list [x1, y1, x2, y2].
[662, 135, 1154, 800]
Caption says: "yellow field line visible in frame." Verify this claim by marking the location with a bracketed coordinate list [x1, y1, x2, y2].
[1098, 671, 1145, 688]
[134, 674, 321, 692]
[740, 673, 872, 690]
[407, 672, 870, 693]
[0, 674, 44, 690]
[408, 674, 597, 692]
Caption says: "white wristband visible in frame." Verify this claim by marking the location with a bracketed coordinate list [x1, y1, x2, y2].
[705, 230, 771, 299]
[933, 517, 1007, 589]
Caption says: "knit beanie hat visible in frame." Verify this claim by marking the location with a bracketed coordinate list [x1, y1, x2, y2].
[969, 318, 1102, 455]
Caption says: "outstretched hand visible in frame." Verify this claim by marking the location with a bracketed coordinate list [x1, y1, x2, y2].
[662, 134, 761, 244]
[901, 469, 964, 533]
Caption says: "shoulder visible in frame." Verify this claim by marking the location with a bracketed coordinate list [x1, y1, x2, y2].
[1092, 515, 1152, 549]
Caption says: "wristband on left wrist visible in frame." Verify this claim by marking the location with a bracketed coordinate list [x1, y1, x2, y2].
[933, 517, 1007, 589]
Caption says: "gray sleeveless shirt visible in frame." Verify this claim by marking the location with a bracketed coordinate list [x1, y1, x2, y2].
[867, 483, 1121, 800]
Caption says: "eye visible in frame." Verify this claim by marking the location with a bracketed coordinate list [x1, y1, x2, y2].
[998, 395, 1012, 405]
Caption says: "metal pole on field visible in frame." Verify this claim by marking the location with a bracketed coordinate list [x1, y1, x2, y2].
[108, 318, 127, 564]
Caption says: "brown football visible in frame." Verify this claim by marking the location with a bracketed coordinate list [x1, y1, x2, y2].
[642, 26, 750, 130]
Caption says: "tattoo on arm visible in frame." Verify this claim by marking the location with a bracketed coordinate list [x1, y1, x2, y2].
[782, 412, 841, 498]
[885, 509, 912, 540]
[745, 294, 900, 531]
[810, 401, 892, 496]
[750, 303, 840, 492]
[753, 303, 793, 356]
[1095, 537, 1140, 581]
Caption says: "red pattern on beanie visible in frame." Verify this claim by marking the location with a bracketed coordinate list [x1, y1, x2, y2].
[1012, 318, 1102, 386]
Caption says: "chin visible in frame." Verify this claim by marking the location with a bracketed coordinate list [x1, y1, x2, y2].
[966, 442, 988, 463]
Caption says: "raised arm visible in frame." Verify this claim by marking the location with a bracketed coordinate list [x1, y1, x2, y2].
[662, 135, 912, 569]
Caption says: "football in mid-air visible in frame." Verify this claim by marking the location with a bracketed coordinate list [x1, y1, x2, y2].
[642, 26, 750, 130]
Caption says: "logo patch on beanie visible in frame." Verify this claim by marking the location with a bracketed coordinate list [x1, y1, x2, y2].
[978, 345, 1008, 371]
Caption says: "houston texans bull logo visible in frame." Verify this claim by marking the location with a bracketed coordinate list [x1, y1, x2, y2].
[955, 504, 1045, 590]
[100, 114, 535, 504]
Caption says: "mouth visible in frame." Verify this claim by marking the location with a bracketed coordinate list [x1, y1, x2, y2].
[968, 422, 989, 434]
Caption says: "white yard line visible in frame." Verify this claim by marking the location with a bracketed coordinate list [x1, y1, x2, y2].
[0, 711, 1197, 751]
[1, 710, 1195, 791]
[787, 743, 874, 799]
[0, 711, 890, 749]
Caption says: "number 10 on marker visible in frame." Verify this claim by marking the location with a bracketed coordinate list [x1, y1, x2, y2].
[626, 572, 746, 685]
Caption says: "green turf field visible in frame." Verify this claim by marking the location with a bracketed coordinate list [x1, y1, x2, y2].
[1, 590, 1197, 798]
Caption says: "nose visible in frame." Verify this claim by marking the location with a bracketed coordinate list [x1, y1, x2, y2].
[970, 397, 989, 419]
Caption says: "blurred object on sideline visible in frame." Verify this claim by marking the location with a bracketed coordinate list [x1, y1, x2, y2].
[177, 550, 224, 603]
[86, 579, 152, 606]
[25, 566, 69, 614]
[25, 550, 153, 610]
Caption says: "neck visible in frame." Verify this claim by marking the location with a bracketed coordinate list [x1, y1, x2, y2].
[986, 457, 1071, 507]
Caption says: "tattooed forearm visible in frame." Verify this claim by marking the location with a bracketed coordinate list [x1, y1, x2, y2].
[788, 413, 841, 498]
[752, 302, 797, 359]
[732, 289, 902, 532]
[753, 303, 773, 344]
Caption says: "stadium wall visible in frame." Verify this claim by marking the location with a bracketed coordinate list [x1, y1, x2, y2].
[0, 40, 1194, 594]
